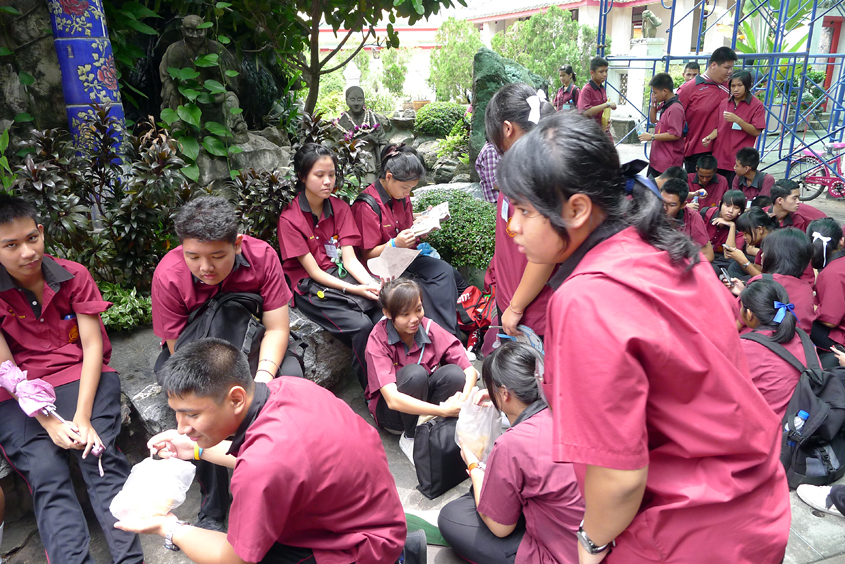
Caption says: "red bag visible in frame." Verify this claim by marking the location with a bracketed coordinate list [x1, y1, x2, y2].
[456, 286, 497, 333]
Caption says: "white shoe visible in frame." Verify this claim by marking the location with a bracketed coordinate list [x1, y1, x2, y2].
[399, 434, 415, 467]
[797, 484, 844, 517]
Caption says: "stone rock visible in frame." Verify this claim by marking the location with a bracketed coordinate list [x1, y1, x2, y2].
[413, 182, 484, 202]
[402, 109, 416, 118]
[196, 132, 291, 186]
[432, 156, 459, 184]
[610, 118, 639, 144]
[416, 140, 441, 170]
[253, 125, 290, 147]
[413, 135, 439, 149]
[469, 47, 548, 175]
[453, 160, 472, 178]
[451, 173, 471, 183]
[289, 309, 354, 389]
[385, 116, 415, 146]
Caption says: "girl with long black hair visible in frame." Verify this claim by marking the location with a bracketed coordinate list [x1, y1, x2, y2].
[808, 217, 845, 368]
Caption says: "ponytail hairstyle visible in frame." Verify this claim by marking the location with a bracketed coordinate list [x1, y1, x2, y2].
[736, 206, 777, 244]
[481, 341, 543, 412]
[497, 111, 700, 266]
[807, 217, 844, 270]
[378, 278, 423, 319]
[759, 227, 811, 278]
[485, 82, 555, 153]
[739, 278, 797, 344]
[379, 144, 426, 182]
[293, 143, 338, 193]
[559, 64, 577, 85]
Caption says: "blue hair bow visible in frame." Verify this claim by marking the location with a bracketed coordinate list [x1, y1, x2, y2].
[773, 301, 796, 324]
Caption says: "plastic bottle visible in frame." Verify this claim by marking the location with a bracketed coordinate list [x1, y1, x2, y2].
[786, 410, 809, 447]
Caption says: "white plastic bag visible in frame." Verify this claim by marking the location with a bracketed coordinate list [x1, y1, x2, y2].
[109, 457, 196, 520]
[455, 387, 502, 463]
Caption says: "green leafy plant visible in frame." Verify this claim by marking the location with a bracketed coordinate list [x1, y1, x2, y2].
[0, 128, 16, 191]
[99, 282, 153, 332]
[228, 168, 297, 250]
[103, 0, 161, 111]
[436, 113, 470, 162]
[382, 48, 410, 96]
[412, 189, 495, 268]
[415, 102, 466, 137]
[428, 18, 483, 102]
[364, 89, 397, 115]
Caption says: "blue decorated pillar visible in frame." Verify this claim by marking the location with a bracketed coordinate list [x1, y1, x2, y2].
[47, 0, 125, 142]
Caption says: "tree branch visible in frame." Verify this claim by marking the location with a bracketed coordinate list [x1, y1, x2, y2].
[321, 30, 372, 74]
[318, 26, 357, 70]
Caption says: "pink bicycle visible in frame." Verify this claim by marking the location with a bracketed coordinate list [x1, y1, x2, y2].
[787, 142, 845, 201]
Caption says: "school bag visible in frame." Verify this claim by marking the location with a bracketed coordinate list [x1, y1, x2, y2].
[414, 416, 467, 499]
[456, 285, 497, 354]
[354, 193, 383, 222]
[740, 328, 845, 488]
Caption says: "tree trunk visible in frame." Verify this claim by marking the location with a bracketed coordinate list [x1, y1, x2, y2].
[304, 71, 320, 114]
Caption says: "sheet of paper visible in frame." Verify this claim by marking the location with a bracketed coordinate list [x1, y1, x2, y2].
[367, 246, 420, 279]
[412, 202, 450, 237]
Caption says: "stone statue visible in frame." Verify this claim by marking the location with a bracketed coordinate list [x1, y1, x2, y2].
[642, 10, 663, 39]
[159, 15, 249, 143]
[335, 86, 389, 187]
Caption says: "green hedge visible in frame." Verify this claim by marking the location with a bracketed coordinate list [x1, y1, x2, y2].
[414, 102, 467, 137]
[413, 189, 495, 269]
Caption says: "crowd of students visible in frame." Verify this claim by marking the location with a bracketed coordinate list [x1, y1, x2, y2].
[1, 55, 845, 564]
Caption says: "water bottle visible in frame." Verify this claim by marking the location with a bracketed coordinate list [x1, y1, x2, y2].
[786, 410, 809, 447]
[692, 190, 704, 205]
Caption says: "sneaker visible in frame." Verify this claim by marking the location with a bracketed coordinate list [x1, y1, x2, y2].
[194, 513, 227, 532]
[797, 484, 844, 517]
[398, 529, 427, 564]
[399, 433, 415, 467]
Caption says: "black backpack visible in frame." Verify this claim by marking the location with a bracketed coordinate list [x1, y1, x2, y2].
[155, 292, 266, 376]
[354, 193, 383, 222]
[741, 328, 845, 488]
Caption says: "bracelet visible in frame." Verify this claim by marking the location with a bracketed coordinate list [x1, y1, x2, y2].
[342, 285, 347, 293]
[256, 368, 275, 378]
[259, 358, 279, 370]
[389, 238, 396, 248]
[742, 261, 751, 269]
[509, 304, 524, 315]
[193, 443, 203, 461]
[467, 462, 479, 473]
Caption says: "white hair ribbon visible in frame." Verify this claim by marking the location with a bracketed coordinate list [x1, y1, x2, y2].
[526, 90, 547, 124]
[813, 231, 832, 267]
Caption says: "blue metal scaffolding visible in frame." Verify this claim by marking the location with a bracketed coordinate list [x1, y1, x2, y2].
[595, 0, 845, 197]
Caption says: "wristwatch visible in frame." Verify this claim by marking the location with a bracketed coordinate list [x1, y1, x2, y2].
[741, 261, 751, 269]
[577, 521, 615, 555]
[164, 519, 188, 551]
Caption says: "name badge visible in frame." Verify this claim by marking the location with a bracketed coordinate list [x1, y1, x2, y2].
[325, 236, 339, 259]
[501, 197, 509, 222]
[732, 122, 742, 130]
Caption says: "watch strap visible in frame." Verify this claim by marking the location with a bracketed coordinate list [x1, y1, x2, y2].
[577, 521, 614, 555]
[164, 519, 187, 551]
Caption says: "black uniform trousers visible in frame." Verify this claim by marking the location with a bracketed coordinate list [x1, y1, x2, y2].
[375, 363, 466, 438]
[438, 490, 526, 564]
[0, 371, 143, 564]
[405, 255, 460, 338]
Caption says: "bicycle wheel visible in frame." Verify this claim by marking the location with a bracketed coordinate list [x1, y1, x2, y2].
[787, 156, 826, 201]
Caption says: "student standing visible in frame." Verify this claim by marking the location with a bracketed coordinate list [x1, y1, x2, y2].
[639, 73, 684, 177]
[352, 144, 460, 337]
[683, 61, 700, 82]
[679, 47, 737, 173]
[767, 179, 828, 231]
[365, 279, 475, 463]
[0, 195, 143, 564]
[553, 64, 581, 111]
[278, 144, 381, 391]
[660, 178, 715, 261]
[705, 70, 765, 186]
[577, 57, 616, 139]
[496, 111, 790, 563]
[808, 218, 845, 368]
[475, 141, 501, 204]
[439, 342, 584, 564]
[732, 147, 775, 202]
[687, 155, 729, 209]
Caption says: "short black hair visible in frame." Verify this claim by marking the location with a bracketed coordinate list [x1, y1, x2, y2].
[379, 278, 423, 319]
[696, 154, 718, 171]
[684, 62, 700, 72]
[736, 206, 777, 234]
[750, 195, 773, 209]
[649, 73, 675, 91]
[294, 143, 339, 192]
[722, 189, 747, 210]
[709, 47, 738, 67]
[771, 179, 799, 206]
[158, 338, 254, 402]
[730, 70, 753, 95]
[174, 196, 239, 244]
[590, 56, 609, 72]
[658, 166, 687, 182]
[481, 342, 543, 411]
[661, 178, 690, 202]
[760, 227, 811, 278]
[736, 147, 760, 170]
[0, 194, 39, 227]
[379, 144, 426, 182]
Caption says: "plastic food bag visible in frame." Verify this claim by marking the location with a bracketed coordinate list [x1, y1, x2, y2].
[109, 457, 196, 520]
[455, 387, 502, 463]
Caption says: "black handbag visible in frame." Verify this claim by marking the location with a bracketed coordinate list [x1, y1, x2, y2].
[297, 267, 377, 313]
[413, 416, 467, 499]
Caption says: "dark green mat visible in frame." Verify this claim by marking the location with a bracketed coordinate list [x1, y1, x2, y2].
[405, 513, 449, 547]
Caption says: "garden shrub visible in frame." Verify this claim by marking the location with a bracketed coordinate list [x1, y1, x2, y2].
[99, 282, 152, 332]
[364, 89, 398, 115]
[414, 102, 466, 137]
[413, 189, 495, 269]
[436, 113, 470, 163]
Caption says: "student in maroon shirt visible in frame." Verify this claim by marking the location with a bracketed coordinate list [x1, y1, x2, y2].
[439, 342, 584, 564]
[738, 278, 818, 420]
[278, 144, 382, 391]
[679, 47, 737, 173]
[808, 218, 845, 368]
[0, 195, 143, 564]
[640, 73, 684, 177]
[732, 147, 775, 203]
[495, 112, 789, 563]
[577, 56, 616, 138]
[729, 207, 779, 279]
[117, 338, 421, 564]
[352, 144, 460, 337]
[767, 179, 829, 231]
[686, 155, 729, 210]
[553, 64, 581, 111]
[683, 61, 700, 82]
[704, 190, 746, 275]
[660, 178, 715, 261]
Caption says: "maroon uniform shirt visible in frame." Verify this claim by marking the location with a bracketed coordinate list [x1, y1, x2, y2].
[687, 172, 729, 209]
[277, 193, 362, 295]
[553, 83, 581, 111]
[678, 73, 730, 157]
[478, 405, 584, 564]
[577, 80, 609, 133]
[227, 377, 406, 563]
[765, 204, 827, 232]
[675, 207, 710, 248]
[713, 93, 766, 170]
[703, 207, 746, 253]
[815, 254, 845, 345]
[745, 273, 815, 332]
[0, 257, 114, 403]
[649, 97, 685, 173]
[151, 235, 291, 342]
[733, 171, 775, 205]
[364, 317, 470, 420]
[352, 181, 416, 251]
[544, 225, 790, 563]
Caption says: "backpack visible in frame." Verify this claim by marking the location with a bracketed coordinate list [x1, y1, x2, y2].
[456, 285, 497, 333]
[354, 193, 382, 222]
[740, 328, 845, 488]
